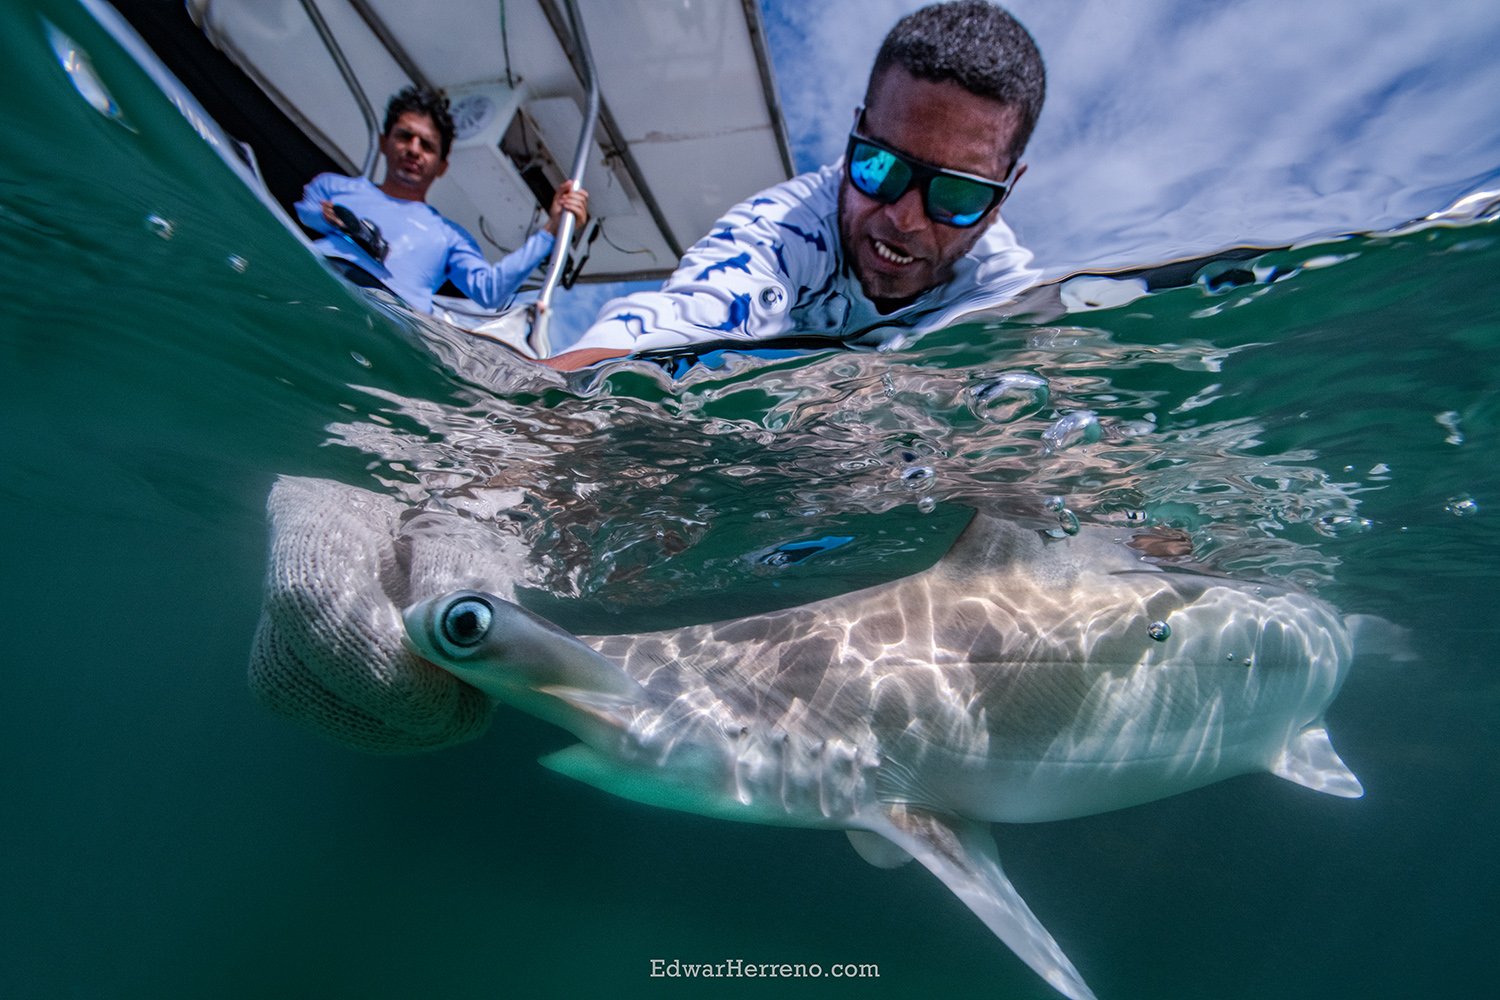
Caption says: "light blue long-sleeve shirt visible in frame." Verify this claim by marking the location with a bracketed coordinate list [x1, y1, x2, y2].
[295, 173, 554, 314]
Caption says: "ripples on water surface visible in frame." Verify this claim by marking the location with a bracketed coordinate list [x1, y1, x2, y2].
[3, 1, 1498, 998]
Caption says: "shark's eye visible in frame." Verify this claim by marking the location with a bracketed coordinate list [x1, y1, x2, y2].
[440, 597, 493, 650]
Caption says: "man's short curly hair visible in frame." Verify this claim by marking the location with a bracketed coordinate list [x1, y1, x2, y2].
[869, 1, 1046, 161]
[383, 86, 455, 159]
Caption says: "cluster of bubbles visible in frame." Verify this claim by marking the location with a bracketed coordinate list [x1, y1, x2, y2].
[339, 301, 1396, 604]
[1042, 495, 1081, 538]
[1445, 494, 1480, 517]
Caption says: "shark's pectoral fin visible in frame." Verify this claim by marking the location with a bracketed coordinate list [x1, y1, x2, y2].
[539, 743, 752, 823]
[535, 684, 639, 721]
[846, 830, 913, 868]
[868, 805, 1097, 1000]
[1270, 724, 1364, 798]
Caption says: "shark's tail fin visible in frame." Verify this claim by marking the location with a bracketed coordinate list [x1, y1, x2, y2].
[866, 806, 1098, 1000]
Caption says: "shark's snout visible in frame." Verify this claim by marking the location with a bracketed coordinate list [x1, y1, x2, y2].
[403, 590, 648, 706]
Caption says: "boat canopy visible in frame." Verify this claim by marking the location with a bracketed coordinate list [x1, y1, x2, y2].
[186, 0, 794, 282]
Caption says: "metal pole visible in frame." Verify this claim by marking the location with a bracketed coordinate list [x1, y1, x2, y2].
[298, 0, 383, 178]
[529, 0, 601, 356]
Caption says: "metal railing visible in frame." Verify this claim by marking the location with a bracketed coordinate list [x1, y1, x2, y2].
[296, 0, 382, 179]
[528, 0, 601, 356]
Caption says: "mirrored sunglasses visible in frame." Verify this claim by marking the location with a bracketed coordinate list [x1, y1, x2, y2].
[844, 129, 1014, 228]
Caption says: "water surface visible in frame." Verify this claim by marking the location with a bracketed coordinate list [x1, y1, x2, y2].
[3, 2, 1497, 998]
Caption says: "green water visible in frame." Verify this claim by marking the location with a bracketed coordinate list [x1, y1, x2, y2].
[4, 2, 1499, 998]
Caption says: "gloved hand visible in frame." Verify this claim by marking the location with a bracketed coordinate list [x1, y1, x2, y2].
[323, 201, 389, 262]
[249, 476, 529, 753]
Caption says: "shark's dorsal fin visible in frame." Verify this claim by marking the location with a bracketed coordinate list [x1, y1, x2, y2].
[1270, 725, 1364, 798]
[867, 805, 1098, 1000]
[933, 512, 1158, 586]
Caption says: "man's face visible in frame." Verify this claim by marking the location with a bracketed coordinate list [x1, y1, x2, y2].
[839, 66, 1026, 308]
[379, 110, 448, 199]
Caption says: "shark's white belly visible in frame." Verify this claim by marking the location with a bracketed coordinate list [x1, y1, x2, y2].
[559, 707, 882, 829]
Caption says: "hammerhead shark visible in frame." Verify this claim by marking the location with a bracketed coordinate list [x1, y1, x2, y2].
[400, 510, 1364, 1000]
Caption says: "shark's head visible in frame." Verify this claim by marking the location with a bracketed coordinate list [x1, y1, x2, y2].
[403, 589, 646, 713]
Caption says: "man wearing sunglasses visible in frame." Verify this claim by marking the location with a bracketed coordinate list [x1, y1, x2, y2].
[547, 0, 1043, 371]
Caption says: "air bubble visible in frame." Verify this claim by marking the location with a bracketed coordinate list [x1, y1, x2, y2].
[900, 465, 935, 490]
[1041, 496, 1079, 537]
[1312, 513, 1374, 537]
[145, 215, 175, 240]
[1042, 410, 1101, 454]
[1147, 620, 1171, 641]
[226, 255, 249, 273]
[967, 372, 1049, 423]
[917, 496, 937, 513]
[350, 351, 371, 369]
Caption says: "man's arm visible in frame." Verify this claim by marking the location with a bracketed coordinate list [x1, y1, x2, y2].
[560, 194, 825, 360]
[444, 182, 590, 311]
[550, 168, 845, 362]
[539, 347, 631, 370]
[293, 173, 344, 235]
[445, 228, 555, 310]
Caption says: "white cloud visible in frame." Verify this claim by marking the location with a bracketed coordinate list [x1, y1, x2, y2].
[763, 0, 1500, 275]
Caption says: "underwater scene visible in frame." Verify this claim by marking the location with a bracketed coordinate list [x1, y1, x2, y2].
[3, 1, 1498, 998]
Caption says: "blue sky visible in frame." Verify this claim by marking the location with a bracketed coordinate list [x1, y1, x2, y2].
[762, 0, 1500, 274]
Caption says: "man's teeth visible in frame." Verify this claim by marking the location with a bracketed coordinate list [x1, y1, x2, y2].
[875, 240, 914, 264]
